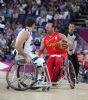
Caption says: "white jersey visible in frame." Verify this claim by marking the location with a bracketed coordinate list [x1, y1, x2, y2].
[16, 28, 36, 58]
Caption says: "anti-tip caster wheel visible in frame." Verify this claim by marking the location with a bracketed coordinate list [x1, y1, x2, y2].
[42, 87, 47, 92]
[47, 87, 50, 91]
[42, 87, 50, 92]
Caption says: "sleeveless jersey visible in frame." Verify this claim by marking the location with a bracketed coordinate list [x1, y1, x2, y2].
[16, 28, 33, 54]
[44, 32, 67, 57]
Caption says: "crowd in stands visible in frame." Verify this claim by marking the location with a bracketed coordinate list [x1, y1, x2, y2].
[0, 0, 88, 81]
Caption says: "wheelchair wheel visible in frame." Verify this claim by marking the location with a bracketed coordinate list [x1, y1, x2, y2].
[6, 62, 37, 91]
[66, 60, 76, 89]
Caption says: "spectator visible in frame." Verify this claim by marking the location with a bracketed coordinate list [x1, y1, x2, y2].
[34, 28, 43, 50]
[83, 50, 88, 70]
[0, 17, 5, 32]
[0, 34, 6, 47]
[85, 20, 88, 27]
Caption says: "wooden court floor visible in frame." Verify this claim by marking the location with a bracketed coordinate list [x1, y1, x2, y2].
[0, 72, 88, 100]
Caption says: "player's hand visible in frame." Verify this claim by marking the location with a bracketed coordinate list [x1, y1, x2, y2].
[24, 56, 32, 64]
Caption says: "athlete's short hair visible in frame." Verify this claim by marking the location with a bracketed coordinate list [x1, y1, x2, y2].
[25, 17, 36, 27]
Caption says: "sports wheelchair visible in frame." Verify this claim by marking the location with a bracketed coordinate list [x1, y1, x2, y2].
[6, 54, 76, 91]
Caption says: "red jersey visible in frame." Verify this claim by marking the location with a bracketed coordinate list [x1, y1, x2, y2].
[43, 32, 67, 57]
